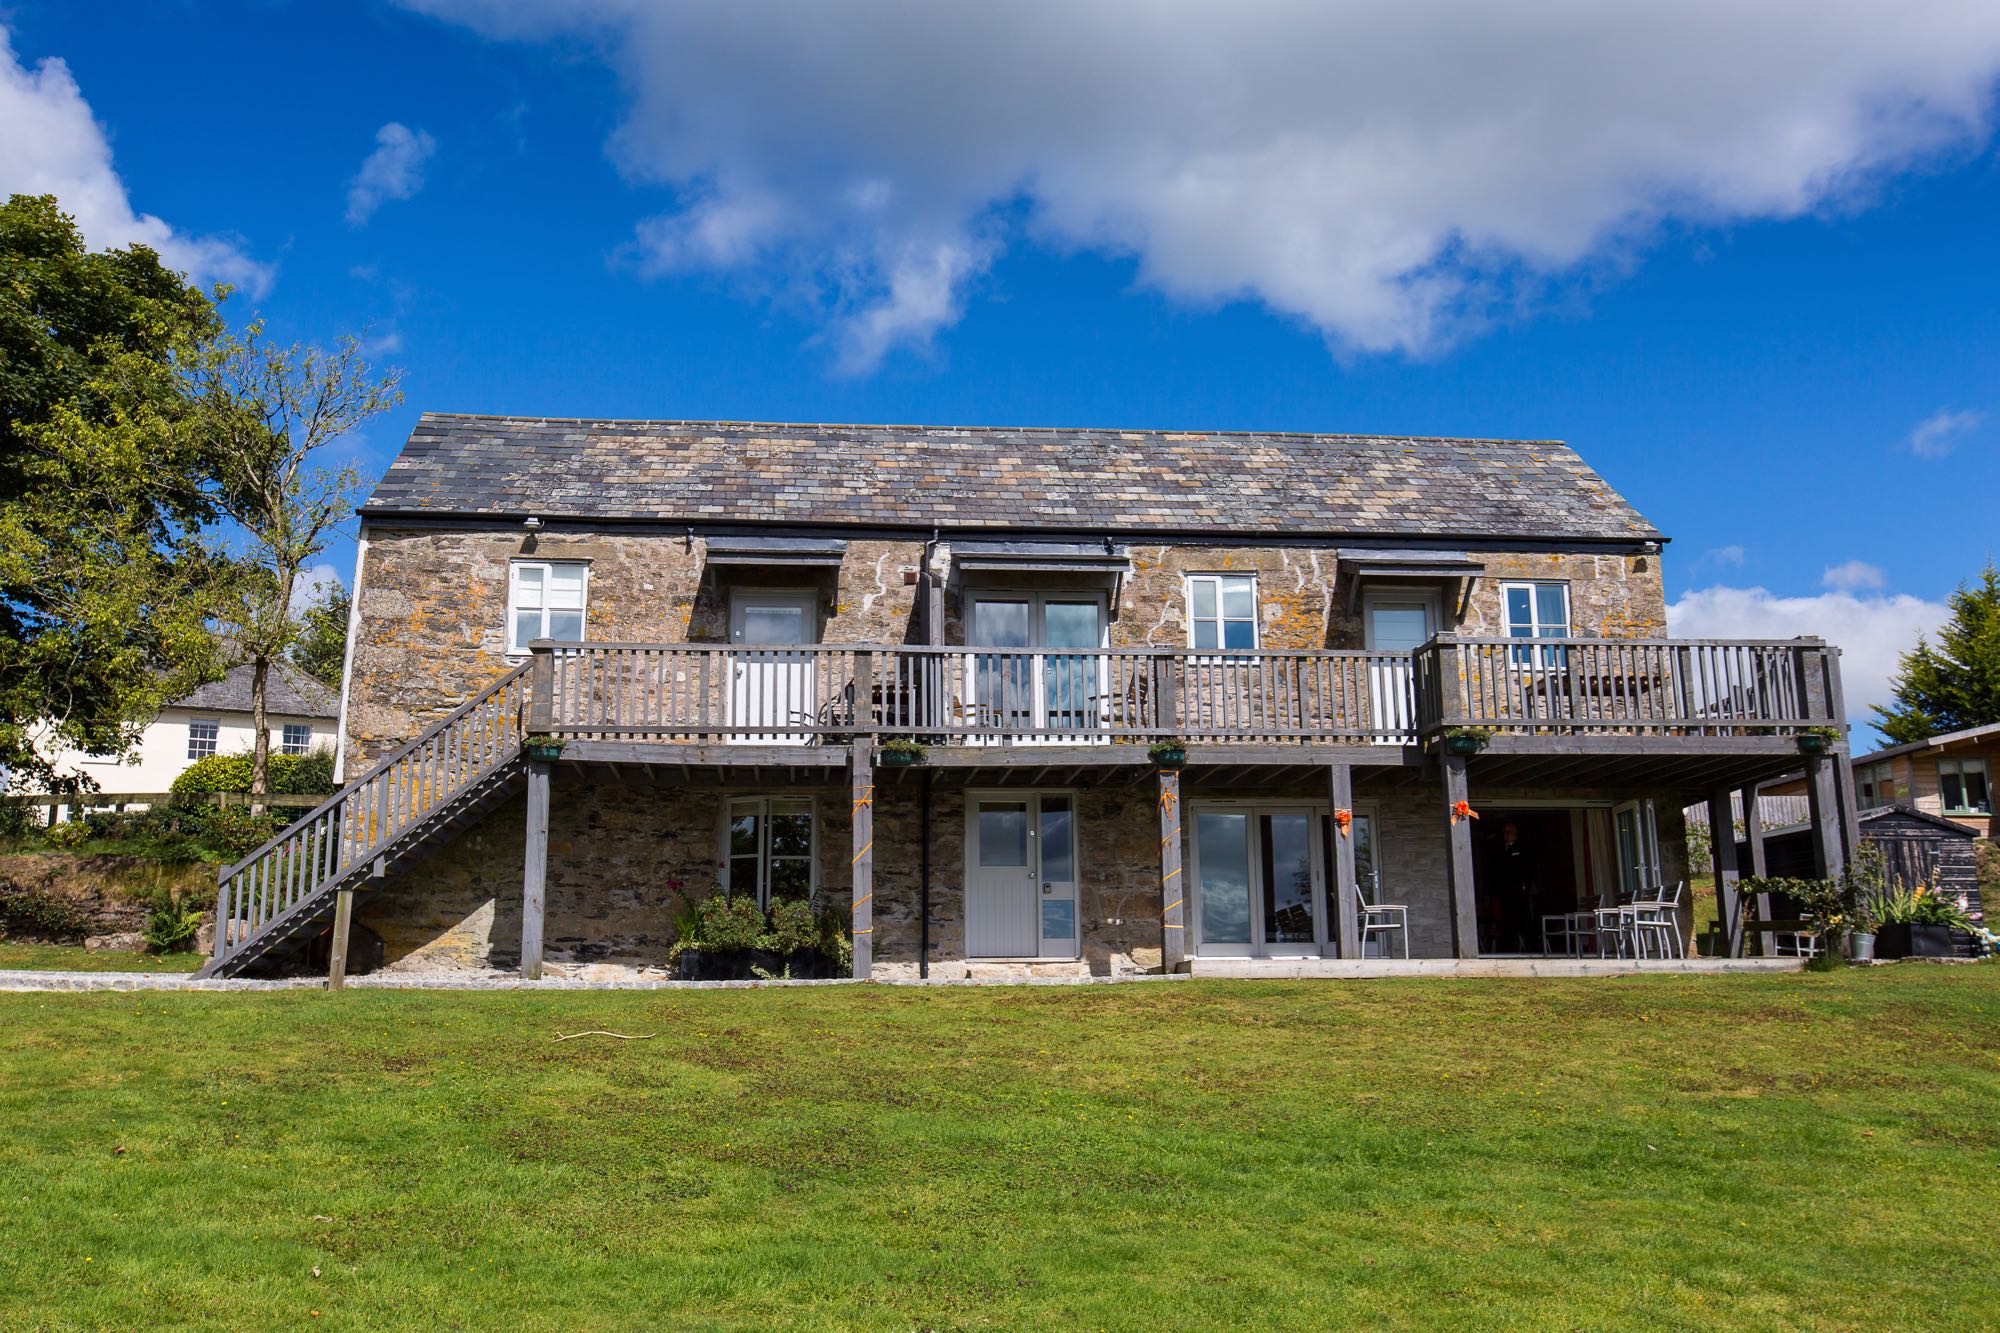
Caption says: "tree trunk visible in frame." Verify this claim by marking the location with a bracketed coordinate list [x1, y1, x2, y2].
[250, 653, 270, 817]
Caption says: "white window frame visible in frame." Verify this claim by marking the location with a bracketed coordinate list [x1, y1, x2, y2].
[720, 796, 819, 909]
[280, 723, 313, 755]
[1937, 757, 1992, 816]
[506, 559, 591, 657]
[1184, 573, 1260, 653]
[187, 719, 220, 760]
[1499, 580, 1572, 667]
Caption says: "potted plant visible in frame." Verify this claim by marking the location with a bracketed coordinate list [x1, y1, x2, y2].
[1795, 725, 1842, 755]
[1846, 897, 1877, 963]
[669, 893, 768, 980]
[878, 737, 927, 768]
[1442, 725, 1493, 757]
[523, 733, 565, 763]
[1148, 738, 1189, 769]
[1873, 883, 1971, 959]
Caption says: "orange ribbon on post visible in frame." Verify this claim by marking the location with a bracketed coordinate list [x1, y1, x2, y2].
[1334, 808, 1353, 838]
[1451, 799, 1480, 826]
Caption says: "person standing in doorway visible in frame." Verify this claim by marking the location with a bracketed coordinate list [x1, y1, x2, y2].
[1493, 819, 1538, 952]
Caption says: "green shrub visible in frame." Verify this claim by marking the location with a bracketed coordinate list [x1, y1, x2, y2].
[170, 747, 338, 798]
[74, 804, 292, 862]
[0, 885, 94, 941]
[764, 897, 820, 954]
[0, 800, 34, 841]
[44, 820, 91, 849]
[142, 890, 203, 953]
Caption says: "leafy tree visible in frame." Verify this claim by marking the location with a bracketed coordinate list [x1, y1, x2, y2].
[289, 579, 350, 687]
[190, 329, 398, 805]
[0, 195, 226, 794]
[1874, 561, 2000, 744]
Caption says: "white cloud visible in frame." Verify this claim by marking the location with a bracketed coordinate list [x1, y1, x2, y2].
[0, 26, 270, 295]
[401, 0, 2000, 370]
[1822, 559, 1886, 591]
[1669, 585, 1948, 728]
[1906, 406, 1983, 458]
[345, 122, 437, 226]
[1698, 545, 1747, 570]
[289, 563, 346, 616]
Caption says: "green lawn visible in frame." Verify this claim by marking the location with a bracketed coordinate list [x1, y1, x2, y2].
[0, 943, 203, 973]
[2, 970, 1996, 1331]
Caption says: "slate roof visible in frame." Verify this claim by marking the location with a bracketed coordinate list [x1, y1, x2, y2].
[363, 414, 1664, 543]
[171, 662, 339, 719]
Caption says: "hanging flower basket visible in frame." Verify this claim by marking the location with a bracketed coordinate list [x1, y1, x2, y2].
[1796, 726, 1840, 755]
[1442, 726, 1492, 757]
[524, 735, 565, 763]
[1148, 740, 1188, 770]
[879, 738, 926, 768]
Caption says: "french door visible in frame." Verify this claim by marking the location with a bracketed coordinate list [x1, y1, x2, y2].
[728, 591, 817, 743]
[1612, 799, 1663, 898]
[1190, 806, 1328, 956]
[1362, 592, 1435, 740]
[965, 793, 1079, 959]
[968, 593, 1107, 741]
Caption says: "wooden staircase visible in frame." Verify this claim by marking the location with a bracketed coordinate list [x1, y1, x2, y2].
[197, 665, 532, 978]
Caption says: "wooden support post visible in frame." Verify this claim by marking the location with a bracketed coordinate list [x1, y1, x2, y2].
[1330, 763, 1360, 958]
[1822, 646, 1863, 863]
[520, 757, 551, 980]
[1805, 752, 1844, 882]
[1159, 767, 1186, 972]
[1743, 786, 1771, 957]
[1442, 754, 1479, 959]
[1709, 787, 1743, 959]
[327, 887, 355, 990]
[850, 741, 874, 980]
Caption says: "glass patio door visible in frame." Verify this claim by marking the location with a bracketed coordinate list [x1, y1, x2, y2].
[969, 594, 1106, 741]
[1192, 807, 1326, 956]
[1363, 593, 1434, 741]
[1612, 800, 1662, 899]
[728, 591, 816, 743]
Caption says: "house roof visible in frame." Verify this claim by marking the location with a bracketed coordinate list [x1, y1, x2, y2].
[171, 662, 339, 719]
[362, 414, 1665, 543]
[1851, 719, 2000, 768]
[1764, 802, 1980, 840]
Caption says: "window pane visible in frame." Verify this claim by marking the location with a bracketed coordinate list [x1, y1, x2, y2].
[547, 564, 585, 608]
[769, 811, 813, 858]
[978, 805, 1030, 867]
[1964, 769, 1991, 813]
[1352, 815, 1377, 899]
[513, 610, 542, 651]
[1190, 580, 1217, 619]
[1039, 799, 1073, 883]
[768, 858, 812, 902]
[1505, 585, 1533, 629]
[1042, 601, 1100, 651]
[546, 609, 584, 643]
[1197, 812, 1252, 944]
[728, 855, 760, 897]
[1192, 620, 1219, 651]
[1940, 767, 1966, 812]
[1221, 578, 1254, 618]
[971, 600, 1031, 648]
[741, 604, 806, 645]
[1222, 619, 1256, 650]
[1041, 898, 1076, 941]
[1536, 584, 1569, 634]
[729, 812, 759, 857]
[1262, 813, 1316, 945]
[514, 565, 545, 608]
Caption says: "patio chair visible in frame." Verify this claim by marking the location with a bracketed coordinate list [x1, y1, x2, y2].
[1358, 877, 1410, 959]
[1628, 880, 1688, 959]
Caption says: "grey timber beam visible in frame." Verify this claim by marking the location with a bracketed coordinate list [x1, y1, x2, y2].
[851, 741, 875, 980]
[1709, 786, 1743, 958]
[1743, 786, 1772, 958]
[521, 756, 552, 980]
[327, 887, 355, 991]
[1159, 767, 1186, 972]
[1804, 752, 1844, 881]
[1442, 754, 1479, 958]
[1331, 763, 1360, 959]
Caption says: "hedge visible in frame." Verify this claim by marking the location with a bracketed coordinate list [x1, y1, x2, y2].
[170, 747, 336, 798]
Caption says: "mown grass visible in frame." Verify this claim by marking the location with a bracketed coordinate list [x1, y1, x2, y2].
[2, 968, 1996, 1331]
[0, 943, 203, 973]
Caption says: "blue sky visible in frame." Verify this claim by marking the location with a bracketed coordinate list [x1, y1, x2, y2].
[4, 1, 1998, 736]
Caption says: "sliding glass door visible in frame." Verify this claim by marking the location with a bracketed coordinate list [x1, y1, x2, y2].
[968, 593, 1107, 740]
[1190, 806, 1328, 956]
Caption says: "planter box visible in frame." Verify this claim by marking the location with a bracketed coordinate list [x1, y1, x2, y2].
[1443, 734, 1486, 757]
[1875, 922, 1955, 959]
[878, 749, 922, 768]
[676, 947, 842, 981]
[1795, 733, 1831, 755]
[1149, 746, 1188, 770]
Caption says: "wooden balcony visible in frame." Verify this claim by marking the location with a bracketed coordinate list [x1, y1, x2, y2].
[529, 637, 1842, 763]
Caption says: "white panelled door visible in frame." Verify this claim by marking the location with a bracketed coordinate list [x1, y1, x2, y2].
[728, 591, 817, 743]
[1362, 592, 1436, 740]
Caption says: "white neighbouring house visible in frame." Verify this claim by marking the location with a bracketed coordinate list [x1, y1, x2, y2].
[28, 662, 340, 807]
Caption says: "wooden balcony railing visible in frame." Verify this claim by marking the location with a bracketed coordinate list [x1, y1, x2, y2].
[534, 636, 1839, 747]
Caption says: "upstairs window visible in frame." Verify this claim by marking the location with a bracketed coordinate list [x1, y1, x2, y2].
[1501, 581, 1571, 666]
[281, 723, 313, 755]
[187, 719, 219, 760]
[724, 797, 816, 908]
[1187, 574, 1258, 651]
[1938, 758, 1992, 816]
[508, 561, 588, 655]
[1857, 762, 1894, 808]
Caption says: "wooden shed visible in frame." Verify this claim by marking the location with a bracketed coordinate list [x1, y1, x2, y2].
[1756, 804, 1983, 920]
